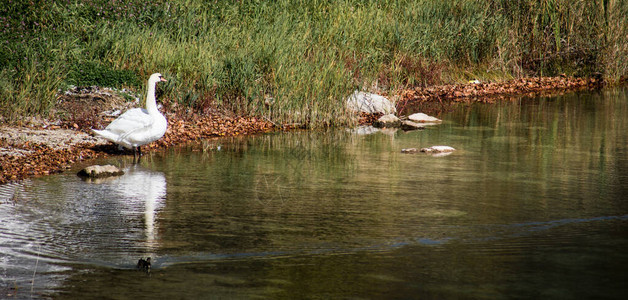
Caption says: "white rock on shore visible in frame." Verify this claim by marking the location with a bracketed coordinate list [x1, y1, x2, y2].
[346, 91, 396, 114]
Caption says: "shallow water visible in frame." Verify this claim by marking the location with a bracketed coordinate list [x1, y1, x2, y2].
[1, 89, 627, 299]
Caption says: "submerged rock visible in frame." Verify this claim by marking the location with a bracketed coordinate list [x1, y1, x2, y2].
[77, 165, 124, 178]
[420, 146, 456, 154]
[346, 91, 396, 114]
[420, 145, 455, 153]
[401, 148, 419, 153]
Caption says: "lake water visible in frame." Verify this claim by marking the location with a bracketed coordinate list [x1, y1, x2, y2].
[1, 89, 627, 299]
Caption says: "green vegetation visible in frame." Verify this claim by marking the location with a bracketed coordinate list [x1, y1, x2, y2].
[1, 0, 627, 126]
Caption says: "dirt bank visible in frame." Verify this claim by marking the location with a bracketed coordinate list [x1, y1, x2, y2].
[0, 76, 606, 184]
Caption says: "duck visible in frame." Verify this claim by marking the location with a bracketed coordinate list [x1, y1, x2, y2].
[92, 73, 168, 157]
[136, 257, 151, 271]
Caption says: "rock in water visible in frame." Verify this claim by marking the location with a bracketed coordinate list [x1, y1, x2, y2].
[346, 91, 396, 114]
[408, 113, 441, 123]
[401, 148, 419, 153]
[77, 165, 124, 178]
[420, 146, 456, 153]
[375, 114, 401, 127]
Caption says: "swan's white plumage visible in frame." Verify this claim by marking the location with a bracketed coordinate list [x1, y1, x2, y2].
[92, 73, 167, 151]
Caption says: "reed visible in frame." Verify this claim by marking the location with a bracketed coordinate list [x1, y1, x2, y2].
[0, 0, 625, 126]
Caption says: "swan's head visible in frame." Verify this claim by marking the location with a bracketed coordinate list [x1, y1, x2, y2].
[148, 73, 167, 85]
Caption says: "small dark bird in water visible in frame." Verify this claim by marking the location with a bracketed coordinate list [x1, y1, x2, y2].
[137, 257, 151, 271]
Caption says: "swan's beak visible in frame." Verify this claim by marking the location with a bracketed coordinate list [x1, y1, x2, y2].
[160, 77, 167, 82]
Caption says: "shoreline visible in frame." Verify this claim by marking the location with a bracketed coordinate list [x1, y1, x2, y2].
[0, 76, 609, 185]
[0, 113, 276, 184]
[396, 76, 604, 114]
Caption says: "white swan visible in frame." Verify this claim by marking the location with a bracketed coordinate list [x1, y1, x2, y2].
[92, 73, 168, 156]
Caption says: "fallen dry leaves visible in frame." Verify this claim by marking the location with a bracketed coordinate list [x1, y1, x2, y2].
[149, 113, 275, 149]
[0, 142, 101, 183]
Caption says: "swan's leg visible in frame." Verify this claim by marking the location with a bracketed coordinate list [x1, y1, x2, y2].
[137, 146, 142, 157]
[132, 146, 139, 160]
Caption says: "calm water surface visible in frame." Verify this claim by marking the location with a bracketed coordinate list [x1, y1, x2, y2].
[1, 89, 627, 299]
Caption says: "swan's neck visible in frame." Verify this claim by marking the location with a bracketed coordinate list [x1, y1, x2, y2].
[145, 82, 159, 114]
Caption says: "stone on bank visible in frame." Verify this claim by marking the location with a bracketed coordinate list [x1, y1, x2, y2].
[375, 114, 401, 127]
[346, 91, 396, 114]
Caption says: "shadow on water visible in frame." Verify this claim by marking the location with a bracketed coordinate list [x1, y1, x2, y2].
[1, 88, 628, 299]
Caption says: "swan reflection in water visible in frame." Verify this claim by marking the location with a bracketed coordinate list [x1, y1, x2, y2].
[0, 164, 167, 295]
[115, 164, 165, 249]
[85, 164, 166, 250]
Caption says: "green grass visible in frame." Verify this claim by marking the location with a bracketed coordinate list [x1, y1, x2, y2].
[1, 0, 626, 126]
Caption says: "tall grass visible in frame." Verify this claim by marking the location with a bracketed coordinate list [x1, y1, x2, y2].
[1, 0, 626, 126]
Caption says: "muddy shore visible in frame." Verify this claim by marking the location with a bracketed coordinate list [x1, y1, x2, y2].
[0, 76, 605, 184]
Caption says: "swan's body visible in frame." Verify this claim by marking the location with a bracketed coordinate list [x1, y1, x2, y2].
[92, 73, 167, 156]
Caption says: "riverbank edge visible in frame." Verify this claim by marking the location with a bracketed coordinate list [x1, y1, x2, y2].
[0, 76, 610, 185]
